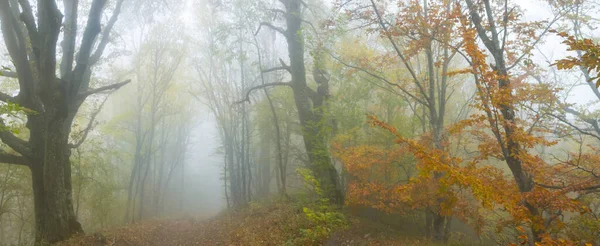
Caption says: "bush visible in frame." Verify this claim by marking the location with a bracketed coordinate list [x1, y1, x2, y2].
[287, 168, 348, 245]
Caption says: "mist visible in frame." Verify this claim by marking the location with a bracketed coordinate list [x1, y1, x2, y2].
[0, 0, 600, 245]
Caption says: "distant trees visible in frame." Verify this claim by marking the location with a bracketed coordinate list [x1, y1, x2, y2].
[0, 0, 127, 243]
[119, 22, 191, 222]
[191, 1, 256, 207]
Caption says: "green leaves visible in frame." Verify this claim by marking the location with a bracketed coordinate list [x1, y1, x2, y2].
[0, 101, 35, 134]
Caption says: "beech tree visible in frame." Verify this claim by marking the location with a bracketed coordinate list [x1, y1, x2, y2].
[0, 0, 128, 243]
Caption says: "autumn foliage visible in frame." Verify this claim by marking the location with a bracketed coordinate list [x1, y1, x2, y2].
[331, 2, 600, 244]
[553, 31, 600, 87]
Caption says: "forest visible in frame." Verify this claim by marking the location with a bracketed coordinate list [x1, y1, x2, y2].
[0, 0, 599, 245]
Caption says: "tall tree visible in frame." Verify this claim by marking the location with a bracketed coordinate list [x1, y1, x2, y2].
[244, 0, 344, 206]
[0, 0, 127, 243]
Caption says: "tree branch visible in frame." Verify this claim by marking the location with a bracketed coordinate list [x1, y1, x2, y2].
[60, 0, 79, 78]
[368, 0, 430, 104]
[329, 52, 429, 107]
[70, 0, 106, 95]
[506, 13, 562, 70]
[0, 126, 31, 158]
[234, 82, 292, 104]
[0, 70, 17, 78]
[0, 1, 35, 96]
[268, 8, 287, 17]
[37, 0, 63, 92]
[18, 0, 38, 54]
[76, 79, 131, 101]
[256, 22, 287, 37]
[465, 0, 497, 53]
[0, 152, 28, 167]
[262, 66, 290, 74]
[89, 0, 126, 65]
[68, 96, 108, 149]
[536, 182, 600, 192]
[0, 91, 17, 103]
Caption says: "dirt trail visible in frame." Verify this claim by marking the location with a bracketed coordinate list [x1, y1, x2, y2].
[56, 203, 425, 246]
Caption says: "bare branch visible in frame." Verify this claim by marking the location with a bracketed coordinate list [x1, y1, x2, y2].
[234, 82, 292, 104]
[368, 0, 430, 103]
[0, 1, 35, 96]
[37, 0, 63, 91]
[76, 79, 131, 101]
[262, 66, 290, 74]
[267, 8, 287, 17]
[69, 96, 108, 149]
[70, 0, 107, 95]
[77, 79, 131, 100]
[536, 182, 600, 192]
[563, 106, 600, 135]
[0, 125, 32, 158]
[329, 52, 429, 107]
[0, 91, 17, 103]
[506, 13, 563, 70]
[89, 0, 126, 65]
[0, 152, 28, 167]
[278, 58, 289, 68]
[18, 0, 38, 52]
[0, 70, 17, 78]
[60, 0, 79, 78]
[547, 111, 600, 142]
[257, 22, 287, 37]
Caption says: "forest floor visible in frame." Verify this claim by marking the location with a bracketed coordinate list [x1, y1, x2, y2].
[56, 201, 448, 246]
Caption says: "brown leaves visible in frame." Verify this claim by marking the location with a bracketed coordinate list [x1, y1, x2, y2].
[57, 202, 313, 246]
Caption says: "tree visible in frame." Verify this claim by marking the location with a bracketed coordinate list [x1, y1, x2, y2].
[120, 21, 185, 222]
[332, 0, 464, 240]
[0, 0, 128, 243]
[244, 0, 344, 206]
[191, 1, 249, 207]
[453, 0, 600, 243]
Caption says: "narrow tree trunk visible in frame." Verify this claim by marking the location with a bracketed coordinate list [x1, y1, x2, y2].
[225, 135, 238, 207]
[425, 210, 433, 238]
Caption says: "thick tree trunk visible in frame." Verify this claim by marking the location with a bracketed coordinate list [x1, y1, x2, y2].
[283, 0, 344, 206]
[29, 115, 82, 244]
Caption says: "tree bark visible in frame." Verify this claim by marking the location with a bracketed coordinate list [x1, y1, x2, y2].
[29, 113, 83, 244]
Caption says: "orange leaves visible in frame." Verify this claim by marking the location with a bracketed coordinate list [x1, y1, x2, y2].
[451, 4, 600, 242]
[444, 68, 473, 77]
[552, 30, 600, 87]
[341, 115, 521, 233]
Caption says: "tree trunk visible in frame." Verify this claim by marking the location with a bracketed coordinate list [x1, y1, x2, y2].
[29, 115, 83, 244]
[283, 0, 343, 206]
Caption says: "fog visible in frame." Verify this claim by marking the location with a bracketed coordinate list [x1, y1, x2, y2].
[0, 0, 600, 245]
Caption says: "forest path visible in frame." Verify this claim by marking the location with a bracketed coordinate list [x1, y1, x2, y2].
[56, 203, 425, 246]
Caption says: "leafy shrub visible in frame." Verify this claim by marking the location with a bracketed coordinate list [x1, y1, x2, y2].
[287, 168, 348, 245]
